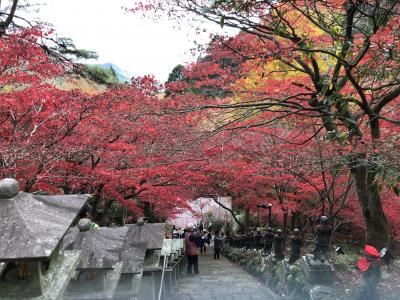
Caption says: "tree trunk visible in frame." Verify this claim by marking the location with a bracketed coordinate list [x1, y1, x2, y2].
[351, 163, 389, 250]
[290, 211, 295, 231]
[208, 196, 244, 231]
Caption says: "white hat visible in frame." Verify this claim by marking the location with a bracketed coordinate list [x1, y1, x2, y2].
[187, 223, 193, 228]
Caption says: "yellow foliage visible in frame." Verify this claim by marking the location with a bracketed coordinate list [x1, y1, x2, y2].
[1, 85, 13, 93]
[238, 5, 344, 94]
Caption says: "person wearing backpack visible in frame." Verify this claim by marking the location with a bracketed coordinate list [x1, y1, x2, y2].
[185, 224, 200, 274]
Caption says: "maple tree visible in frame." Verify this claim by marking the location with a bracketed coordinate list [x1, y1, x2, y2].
[0, 30, 193, 222]
[137, 0, 400, 248]
[2, 0, 400, 249]
[0, 6, 193, 223]
[166, 116, 360, 234]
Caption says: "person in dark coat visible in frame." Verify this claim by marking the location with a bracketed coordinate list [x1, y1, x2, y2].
[214, 231, 225, 260]
[199, 230, 207, 254]
[207, 231, 212, 245]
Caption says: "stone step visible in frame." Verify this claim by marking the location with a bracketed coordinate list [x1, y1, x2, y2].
[168, 252, 281, 300]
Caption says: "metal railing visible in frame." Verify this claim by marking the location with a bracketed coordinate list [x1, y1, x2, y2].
[157, 254, 167, 300]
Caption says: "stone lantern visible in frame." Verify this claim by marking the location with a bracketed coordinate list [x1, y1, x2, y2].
[114, 239, 147, 299]
[0, 178, 88, 299]
[62, 219, 129, 299]
[125, 223, 166, 300]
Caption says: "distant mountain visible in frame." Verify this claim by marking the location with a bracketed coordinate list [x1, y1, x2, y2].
[93, 63, 131, 83]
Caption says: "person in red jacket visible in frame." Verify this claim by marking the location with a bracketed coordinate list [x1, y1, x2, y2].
[356, 245, 382, 300]
[185, 224, 200, 274]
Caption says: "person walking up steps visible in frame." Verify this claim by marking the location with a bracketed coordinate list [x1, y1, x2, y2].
[200, 229, 207, 254]
[214, 231, 225, 260]
[207, 230, 212, 246]
[185, 224, 200, 274]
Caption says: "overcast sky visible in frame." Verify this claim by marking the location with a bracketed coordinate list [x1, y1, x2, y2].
[30, 0, 236, 82]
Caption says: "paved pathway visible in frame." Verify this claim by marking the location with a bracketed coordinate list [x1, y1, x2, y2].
[169, 250, 281, 300]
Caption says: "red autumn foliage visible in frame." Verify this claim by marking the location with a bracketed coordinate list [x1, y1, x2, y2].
[3, 0, 400, 248]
